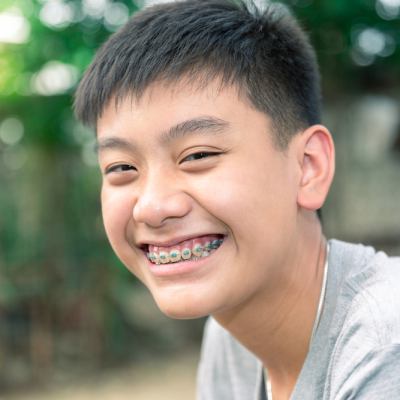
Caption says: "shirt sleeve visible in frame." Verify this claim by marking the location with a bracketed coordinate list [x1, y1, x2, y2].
[330, 344, 400, 399]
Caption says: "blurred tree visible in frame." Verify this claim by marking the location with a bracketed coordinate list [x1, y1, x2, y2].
[279, 0, 400, 97]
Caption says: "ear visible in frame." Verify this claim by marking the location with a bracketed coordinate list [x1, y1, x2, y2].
[296, 125, 335, 211]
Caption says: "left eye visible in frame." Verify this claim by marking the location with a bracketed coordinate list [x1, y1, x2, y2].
[181, 152, 220, 163]
[105, 164, 136, 174]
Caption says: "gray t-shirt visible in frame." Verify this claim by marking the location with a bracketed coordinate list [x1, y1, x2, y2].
[197, 240, 400, 399]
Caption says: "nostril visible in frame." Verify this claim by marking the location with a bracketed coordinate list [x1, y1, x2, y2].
[132, 190, 193, 227]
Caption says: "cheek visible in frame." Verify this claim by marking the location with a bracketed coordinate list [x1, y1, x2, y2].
[101, 186, 133, 246]
[101, 186, 148, 282]
[188, 159, 289, 218]
[191, 160, 296, 252]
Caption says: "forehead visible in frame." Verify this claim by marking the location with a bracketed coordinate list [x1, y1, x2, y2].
[118, 78, 244, 115]
[97, 79, 270, 136]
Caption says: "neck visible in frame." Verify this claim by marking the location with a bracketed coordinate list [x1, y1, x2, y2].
[212, 212, 327, 397]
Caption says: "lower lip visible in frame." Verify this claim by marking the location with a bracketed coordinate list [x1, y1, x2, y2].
[145, 243, 223, 278]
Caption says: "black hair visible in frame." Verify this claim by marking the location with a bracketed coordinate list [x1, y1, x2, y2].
[74, 0, 321, 148]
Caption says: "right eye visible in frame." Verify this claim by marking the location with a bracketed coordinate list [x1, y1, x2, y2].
[105, 164, 136, 174]
[181, 151, 220, 163]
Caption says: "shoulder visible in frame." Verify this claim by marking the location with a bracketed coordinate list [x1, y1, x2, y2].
[197, 317, 261, 400]
[330, 241, 400, 348]
[326, 241, 400, 398]
[342, 248, 400, 344]
[329, 240, 400, 335]
[328, 343, 400, 399]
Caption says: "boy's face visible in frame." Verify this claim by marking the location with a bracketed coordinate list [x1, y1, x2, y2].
[97, 80, 301, 319]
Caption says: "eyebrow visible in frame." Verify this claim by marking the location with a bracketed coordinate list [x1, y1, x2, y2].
[96, 116, 229, 153]
[160, 116, 229, 144]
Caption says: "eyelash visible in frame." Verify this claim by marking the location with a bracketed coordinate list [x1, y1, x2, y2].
[105, 164, 136, 174]
[181, 151, 221, 163]
[104, 151, 221, 174]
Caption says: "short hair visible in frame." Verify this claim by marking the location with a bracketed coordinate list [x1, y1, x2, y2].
[74, 0, 321, 149]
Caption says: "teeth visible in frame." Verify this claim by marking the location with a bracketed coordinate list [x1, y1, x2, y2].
[159, 251, 170, 264]
[192, 244, 203, 257]
[181, 248, 192, 260]
[169, 249, 181, 263]
[146, 237, 224, 264]
[148, 252, 159, 264]
[211, 239, 222, 249]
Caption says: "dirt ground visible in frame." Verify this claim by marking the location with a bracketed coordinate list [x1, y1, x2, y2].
[2, 351, 199, 400]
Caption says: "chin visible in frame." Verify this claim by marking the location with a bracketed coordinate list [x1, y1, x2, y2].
[154, 292, 214, 320]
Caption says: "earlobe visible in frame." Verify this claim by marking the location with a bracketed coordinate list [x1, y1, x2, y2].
[297, 125, 335, 211]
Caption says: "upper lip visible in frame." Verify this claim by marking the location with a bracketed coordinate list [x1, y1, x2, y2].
[136, 233, 224, 249]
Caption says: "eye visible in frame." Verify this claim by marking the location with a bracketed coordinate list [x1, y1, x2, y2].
[105, 164, 136, 174]
[181, 151, 221, 163]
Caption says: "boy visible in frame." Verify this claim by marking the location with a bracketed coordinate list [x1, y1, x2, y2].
[74, 1, 400, 398]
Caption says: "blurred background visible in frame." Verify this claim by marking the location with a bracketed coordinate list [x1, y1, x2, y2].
[0, 0, 399, 398]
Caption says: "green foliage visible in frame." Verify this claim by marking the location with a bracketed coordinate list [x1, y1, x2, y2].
[277, 0, 400, 96]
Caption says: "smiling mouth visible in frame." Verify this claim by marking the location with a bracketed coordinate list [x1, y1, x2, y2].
[144, 234, 225, 265]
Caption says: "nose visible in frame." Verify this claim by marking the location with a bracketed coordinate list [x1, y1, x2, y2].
[132, 172, 192, 228]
